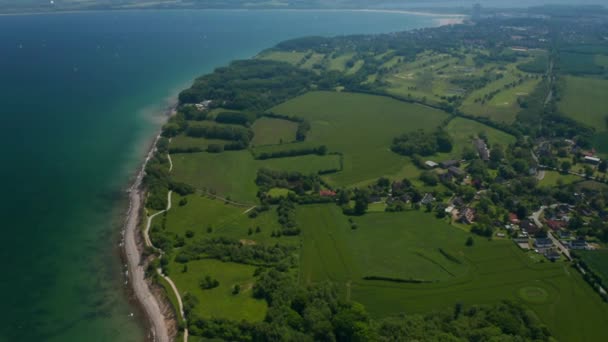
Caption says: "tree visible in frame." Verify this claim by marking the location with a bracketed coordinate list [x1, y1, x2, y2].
[599, 160, 607, 173]
[419, 171, 438, 186]
[232, 284, 241, 295]
[584, 165, 594, 179]
[466, 236, 474, 246]
[561, 161, 571, 173]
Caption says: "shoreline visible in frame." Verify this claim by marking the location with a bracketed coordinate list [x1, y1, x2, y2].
[0, 7, 466, 18]
[122, 105, 177, 342]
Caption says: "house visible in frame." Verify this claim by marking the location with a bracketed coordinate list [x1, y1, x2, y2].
[545, 219, 565, 231]
[420, 193, 435, 205]
[584, 156, 601, 164]
[440, 172, 454, 183]
[440, 160, 460, 169]
[319, 190, 336, 197]
[425, 160, 439, 168]
[520, 220, 539, 235]
[569, 239, 588, 250]
[534, 238, 553, 249]
[508, 213, 520, 225]
[459, 207, 475, 224]
[544, 249, 561, 261]
[473, 138, 490, 161]
[445, 205, 455, 214]
[558, 230, 571, 239]
[448, 166, 466, 177]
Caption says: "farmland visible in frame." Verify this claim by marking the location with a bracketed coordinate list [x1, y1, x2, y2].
[171, 151, 341, 203]
[445, 117, 516, 154]
[298, 205, 608, 341]
[271, 91, 448, 186]
[578, 250, 608, 287]
[250, 117, 298, 146]
[558, 76, 608, 131]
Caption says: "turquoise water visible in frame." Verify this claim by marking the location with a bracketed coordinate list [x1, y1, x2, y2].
[0, 10, 438, 341]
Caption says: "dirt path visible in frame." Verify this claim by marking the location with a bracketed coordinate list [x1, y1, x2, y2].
[124, 134, 170, 342]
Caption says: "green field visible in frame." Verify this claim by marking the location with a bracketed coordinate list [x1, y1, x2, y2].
[579, 250, 608, 286]
[328, 53, 355, 71]
[539, 170, 581, 187]
[270, 91, 448, 186]
[170, 135, 230, 151]
[257, 50, 306, 65]
[171, 151, 341, 202]
[297, 204, 608, 341]
[559, 75, 608, 130]
[251, 117, 298, 146]
[443, 117, 516, 158]
[168, 259, 267, 322]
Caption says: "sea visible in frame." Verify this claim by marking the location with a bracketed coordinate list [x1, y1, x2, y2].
[0, 9, 442, 341]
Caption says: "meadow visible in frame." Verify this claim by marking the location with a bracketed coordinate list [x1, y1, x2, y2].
[297, 204, 608, 341]
[578, 250, 608, 286]
[558, 75, 608, 131]
[539, 170, 581, 187]
[270, 91, 448, 186]
[171, 151, 341, 203]
[170, 135, 230, 151]
[445, 117, 516, 154]
[250, 117, 298, 146]
[168, 258, 267, 322]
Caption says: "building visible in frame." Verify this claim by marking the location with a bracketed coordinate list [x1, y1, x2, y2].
[508, 213, 520, 225]
[319, 190, 336, 197]
[545, 219, 565, 231]
[520, 220, 539, 235]
[421, 193, 435, 205]
[440, 160, 460, 169]
[584, 156, 601, 164]
[534, 238, 553, 249]
[425, 160, 439, 168]
[448, 166, 466, 177]
[473, 138, 490, 161]
[459, 207, 475, 224]
[569, 239, 588, 250]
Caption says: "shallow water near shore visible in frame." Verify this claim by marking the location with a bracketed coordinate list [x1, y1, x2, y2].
[0, 9, 441, 341]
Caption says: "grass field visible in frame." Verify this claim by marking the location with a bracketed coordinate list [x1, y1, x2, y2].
[539, 170, 581, 187]
[270, 91, 448, 186]
[559, 75, 608, 131]
[170, 135, 230, 151]
[168, 259, 267, 322]
[442, 117, 516, 159]
[171, 151, 341, 202]
[156, 194, 298, 246]
[579, 250, 608, 286]
[297, 204, 608, 341]
[328, 53, 355, 71]
[257, 50, 306, 65]
[251, 117, 298, 146]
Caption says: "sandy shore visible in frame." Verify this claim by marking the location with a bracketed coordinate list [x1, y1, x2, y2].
[123, 131, 170, 342]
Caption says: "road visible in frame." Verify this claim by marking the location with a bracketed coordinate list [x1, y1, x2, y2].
[530, 205, 571, 260]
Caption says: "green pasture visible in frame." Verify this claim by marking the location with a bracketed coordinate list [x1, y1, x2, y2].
[328, 53, 355, 71]
[270, 91, 448, 186]
[168, 259, 267, 322]
[170, 135, 230, 151]
[157, 194, 296, 246]
[558, 75, 608, 131]
[538, 170, 581, 187]
[251, 117, 298, 146]
[257, 50, 306, 65]
[297, 204, 608, 341]
[171, 151, 340, 202]
[443, 117, 516, 159]
[345, 59, 364, 75]
[578, 250, 608, 286]
[301, 52, 325, 69]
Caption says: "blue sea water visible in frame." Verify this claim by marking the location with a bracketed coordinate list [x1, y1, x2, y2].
[0, 9, 440, 341]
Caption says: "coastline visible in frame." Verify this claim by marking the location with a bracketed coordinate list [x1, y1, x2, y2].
[0, 7, 466, 19]
[122, 105, 177, 342]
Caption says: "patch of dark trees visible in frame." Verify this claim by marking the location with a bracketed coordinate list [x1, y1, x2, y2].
[391, 129, 453, 157]
[276, 199, 300, 236]
[255, 145, 327, 160]
[362, 276, 433, 284]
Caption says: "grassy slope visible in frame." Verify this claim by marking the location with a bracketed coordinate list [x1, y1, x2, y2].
[270, 91, 448, 186]
[539, 170, 581, 187]
[297, 204, 608, 341]
[446, 117, 516, 150]
[171, 135, 231, 150]
[168, 259, 267, 322]
[559, 76, 608, 131]
[579, 250, 608, 286]
[171, 151, 340, 202]
[251, 117, 298, 146]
